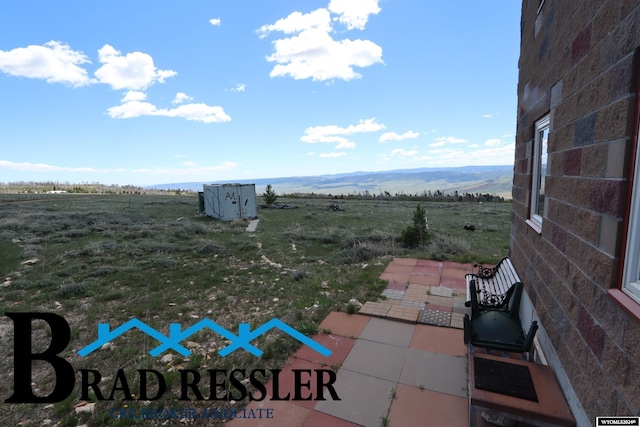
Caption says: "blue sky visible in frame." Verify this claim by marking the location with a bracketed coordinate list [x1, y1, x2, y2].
[0, 1, 521, 186]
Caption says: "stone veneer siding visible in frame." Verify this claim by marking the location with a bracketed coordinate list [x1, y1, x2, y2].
[511, 0, 640, 419]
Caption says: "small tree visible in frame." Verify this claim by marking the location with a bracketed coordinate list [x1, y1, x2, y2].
[400, 204, 430, 248]
[263, 184, 278, 206]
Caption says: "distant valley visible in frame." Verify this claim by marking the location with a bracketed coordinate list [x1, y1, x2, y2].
[148, 165, 515, 199]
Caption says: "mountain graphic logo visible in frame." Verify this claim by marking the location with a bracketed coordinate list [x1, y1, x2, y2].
[78, 318, 332, 358]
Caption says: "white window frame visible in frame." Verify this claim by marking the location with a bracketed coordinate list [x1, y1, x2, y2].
[622, 118, 640, 305]
[529, 115, 550, 232]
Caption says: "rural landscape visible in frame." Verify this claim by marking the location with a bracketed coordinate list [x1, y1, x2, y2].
[0, 188, 511, 426]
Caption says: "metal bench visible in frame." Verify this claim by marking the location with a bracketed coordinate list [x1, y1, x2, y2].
[466, 257, 521, 309]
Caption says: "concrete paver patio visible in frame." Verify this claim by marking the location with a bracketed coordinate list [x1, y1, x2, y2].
[228, 258, 508, 427]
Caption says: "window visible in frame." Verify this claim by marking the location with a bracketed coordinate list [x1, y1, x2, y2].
[621, 118, 640, 305]
[529, 115, 549, 231]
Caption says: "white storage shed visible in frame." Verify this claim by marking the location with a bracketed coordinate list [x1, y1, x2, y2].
[202, 183, 257, 221]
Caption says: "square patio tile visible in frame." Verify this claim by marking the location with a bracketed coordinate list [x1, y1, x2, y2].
[341, 339, 408, 382]
[426, 294, 453, 306]
[408, 274, 441, 286]
[388, 384, 468, 427]
[417, 308, 451, 327]
[358, 316, 415, 347]
[387, 305, 420, 322]
[226, 399, 311, 427]
[450, 313, 465, 329]
[399, 300, 426, 309]
[429, 286, 454, 297]
[260, 358, 330, 409]
[386, 281, 408, 291]
[318, 312, 370, 339]
[293, 333, 356, 366]
[358, 301, 393, 317]
[411, 265, 443, 276]
[381, 289, 405, 300]
[439, 277, 467, 291]
[380, 272, 411, 284]
[416, 259, 443, 268]
[453, 299, 470, 314]
[315, 369, 396, 427]
[391, 257, 419, 266]
[302, 410, 361, 427]
[399, 348, 468, 398]
[409, 324, 468, 357]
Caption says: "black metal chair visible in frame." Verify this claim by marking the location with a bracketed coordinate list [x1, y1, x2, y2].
[464, 281, 538, 355]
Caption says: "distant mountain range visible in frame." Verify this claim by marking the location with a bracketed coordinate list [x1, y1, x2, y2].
[147, 165, 515, 198]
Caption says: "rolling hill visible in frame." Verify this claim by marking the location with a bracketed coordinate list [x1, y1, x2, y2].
[147, 165, 515, 199]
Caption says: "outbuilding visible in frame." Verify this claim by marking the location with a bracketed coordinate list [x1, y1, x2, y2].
[202, 184, 257, 221]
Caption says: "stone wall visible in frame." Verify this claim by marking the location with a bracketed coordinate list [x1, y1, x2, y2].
[511, 0, 640, 418]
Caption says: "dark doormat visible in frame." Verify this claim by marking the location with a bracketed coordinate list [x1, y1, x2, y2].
[474, 357, 539, 402]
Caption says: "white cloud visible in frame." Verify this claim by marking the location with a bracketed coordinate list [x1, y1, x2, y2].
[391, 149, 419, 158]
[258, 5, 383, 81]
[0, 160, 109, 173]
[484, 138, 502, 147]
[209, 18, 221, 26]
[94, 44, 177, 90]
[0, 41, 91, 87]
[379, 130, 419, 143]
[132, 161, 238, 176]
[430, 140, 446, 147]
[301, 118, 385, 148]
[328, 0, 381, 30]
[122, 91, 147, 102]
[319, 152, 346, 158]
[172, 92, 193, 104]
[227, 83, 246, 92]
[257, 9, 332, 38]
[336, 141, 356, 149]
[108, 92, 231, 123]
[267, 28, 382, 81]
[482, 112, 500, 118]
[434, 136, 468, 144]
[426, 144, 516, 166]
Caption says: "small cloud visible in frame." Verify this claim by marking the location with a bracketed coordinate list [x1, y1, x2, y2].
[328, 0, 381, 30]
[173, 92, 193, 104]
[108, 92, 231, 123]
[209, 18, 221, 26]
[434, 136, 468, 144]
[336, 141, 356, 149]
[391, 149, 419, 157]
[0, 159, 109, 173]
[227, 83, 246, 93]
[301, 118, 385, 144]
[482, 112, 500, 118]
[484, 138, 502, 147]
[257, 9, 332, 38]
[0, 41, 91, 87]
[132, 161, 238, 176]
[319, 152, 346, 158]
[95, 44, 177, 91]
[183, 161, 197, 167]
[379, 130, 419, 143]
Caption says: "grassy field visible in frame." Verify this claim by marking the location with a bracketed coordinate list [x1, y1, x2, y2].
[0, 194, 511, 426]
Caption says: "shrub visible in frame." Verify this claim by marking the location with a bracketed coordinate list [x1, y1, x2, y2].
[58, 282, 90, 297]
[400, 204, 430, 248]
[263, 185, 278, 206]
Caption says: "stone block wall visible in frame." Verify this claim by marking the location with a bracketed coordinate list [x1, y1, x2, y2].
[511, 0, 640, 418]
